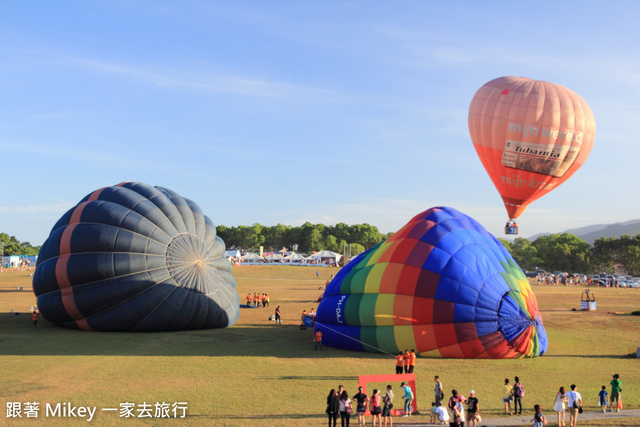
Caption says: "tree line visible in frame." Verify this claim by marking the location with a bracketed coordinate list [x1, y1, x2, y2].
[499, 233, 640, 275]
[216, 223, 392, 256]
[4, 227, 640, 275]
[0, 233, 40, 256]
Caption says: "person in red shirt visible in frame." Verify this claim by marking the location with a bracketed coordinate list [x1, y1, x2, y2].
[403, 350, 411, 374]
[31, 311, 39, 328]
[395, 352, 404, 374]
[409, 349, 417, 373]
[315, 329, 323, 351]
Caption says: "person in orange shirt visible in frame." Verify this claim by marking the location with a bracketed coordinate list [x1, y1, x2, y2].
[301, 310, 308, 330]
[403, 350, 411, 374]
[395, 352, 404, 374]
[314, 329, 323, 351]
[409, 349, 417, 373]
[254, 293, 260, 307]
[246, 293, 252, 306]
[31, 310, 39, 328]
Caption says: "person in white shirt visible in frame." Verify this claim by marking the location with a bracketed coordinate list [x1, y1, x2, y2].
[435, 402, 449, 425]
[565, 384, 582, 427]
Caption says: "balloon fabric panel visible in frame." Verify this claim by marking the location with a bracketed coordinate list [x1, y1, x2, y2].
[315, 206, 547, 358]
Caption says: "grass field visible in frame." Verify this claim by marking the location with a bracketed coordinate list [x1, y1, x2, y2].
[1, 265, 639, 426]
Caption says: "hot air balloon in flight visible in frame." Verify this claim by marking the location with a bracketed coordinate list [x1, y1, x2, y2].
[314, 206, 547, 359]
[468, 76, 596, 234]
[33, 182, 239, 331]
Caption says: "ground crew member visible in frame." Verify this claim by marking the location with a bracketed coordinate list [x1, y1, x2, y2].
[395, 352, 404, 374]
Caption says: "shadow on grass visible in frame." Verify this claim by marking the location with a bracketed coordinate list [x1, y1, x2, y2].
[261, 375, 358, 381]
[0, 314, 390, 359]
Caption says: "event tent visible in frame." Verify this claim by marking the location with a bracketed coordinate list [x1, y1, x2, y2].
[283, 253, 306, 262]
[310, 250, 342, 263]
[224, 250, 241, 259]
[241, 253, 263, 261]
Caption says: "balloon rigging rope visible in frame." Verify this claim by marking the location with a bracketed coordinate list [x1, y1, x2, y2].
[313, 320, 397, 357]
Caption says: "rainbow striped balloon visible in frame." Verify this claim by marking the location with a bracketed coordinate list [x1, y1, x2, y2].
[315, 207, 547, 358]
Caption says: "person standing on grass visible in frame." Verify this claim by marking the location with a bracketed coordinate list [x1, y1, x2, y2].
[435, 376, 444, 406]
[512, 376, 524, 415]
[246, 293, 252, 306]
[394, 352, 404, 374]
[610, 373, 621, 411]
[339, 390, 352, 427]
[382, 385, 394, 427]
[403, 350, 411, 374]
[566, 384, 582, 427]
[503, 378, 513, 415]
[275, 306, 282, 324]
[465, 390, 479, 427]
[31, 310, 38, 328]
[553, 386, 567, 427]
[353, 387, 368, 426]
[370, 389, 382, 427]
[314, 329, 323, 351]
[326, 389, 340, 427]
[409, 349, 416, 373]
[400, 382, 413, 417]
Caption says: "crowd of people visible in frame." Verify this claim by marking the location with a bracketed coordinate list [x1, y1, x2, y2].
[323, 372, 624, 427]
[244, 292, 270, 308]
[394, 350, 416, 374]
[326, 384, 396, 427]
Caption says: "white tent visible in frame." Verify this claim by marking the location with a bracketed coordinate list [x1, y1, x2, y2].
[224, 250, 241, 259]
[310, 250, 342, 263]
[266, 254, 283, 261]
[241, 253, 263, 261]
[283, 253, 306, 262]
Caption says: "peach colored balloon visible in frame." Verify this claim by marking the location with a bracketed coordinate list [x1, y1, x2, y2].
[468, 76, 596, 218]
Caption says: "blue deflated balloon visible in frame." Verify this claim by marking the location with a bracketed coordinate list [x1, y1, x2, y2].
[33, 182, 239, 331]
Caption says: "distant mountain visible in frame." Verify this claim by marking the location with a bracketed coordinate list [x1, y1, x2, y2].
[528, 219, 640, 244]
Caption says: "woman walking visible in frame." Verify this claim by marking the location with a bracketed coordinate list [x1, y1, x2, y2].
[553, 386, 567, 427]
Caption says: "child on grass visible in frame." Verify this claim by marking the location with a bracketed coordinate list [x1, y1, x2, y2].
[430, 402, 436, 424]
[598, 385, 609, 412]
[532, 404, 546, 427]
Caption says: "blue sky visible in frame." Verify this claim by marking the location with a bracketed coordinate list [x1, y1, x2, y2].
[1, 1, 639, 246]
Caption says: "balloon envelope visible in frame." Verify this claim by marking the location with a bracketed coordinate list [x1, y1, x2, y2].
[33, 182, 239, 331]
[468, 76, 596, 218]
[315, 207, 547, 358]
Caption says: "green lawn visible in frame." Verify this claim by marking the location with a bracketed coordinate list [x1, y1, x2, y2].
[1, 266, 639, 426]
